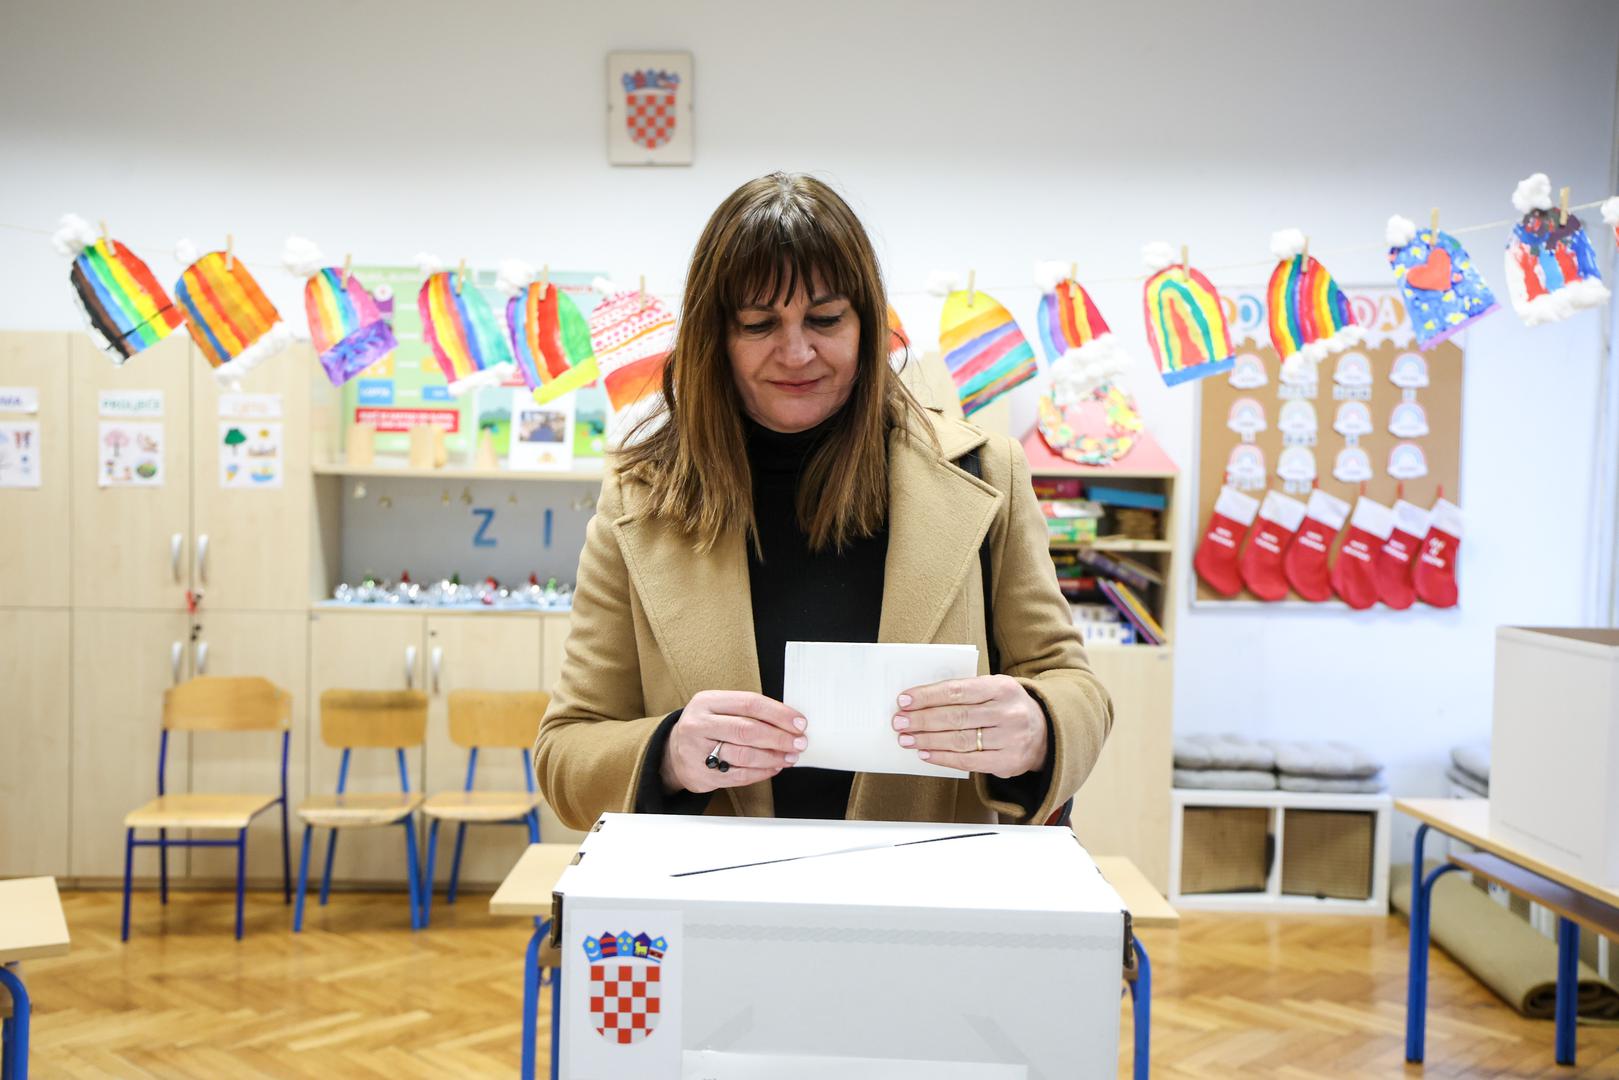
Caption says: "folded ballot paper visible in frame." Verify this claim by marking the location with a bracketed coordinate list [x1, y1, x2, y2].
[783, 641, 979, 779]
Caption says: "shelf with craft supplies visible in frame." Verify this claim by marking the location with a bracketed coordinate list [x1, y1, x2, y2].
[1022, 427, 1180, 648]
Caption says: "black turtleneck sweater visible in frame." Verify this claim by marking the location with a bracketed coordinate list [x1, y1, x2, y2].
[635, 413, 1050, 820]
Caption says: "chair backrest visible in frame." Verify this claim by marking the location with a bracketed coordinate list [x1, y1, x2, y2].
[319, 689, 428, 749]
[447, 690, 552, 751]
[164, 676, 291, 732]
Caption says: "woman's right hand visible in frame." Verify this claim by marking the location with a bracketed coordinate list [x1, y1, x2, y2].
[659, 690, 807, 794]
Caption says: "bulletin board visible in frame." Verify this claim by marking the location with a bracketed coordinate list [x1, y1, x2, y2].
[1192, 285, 1464, 606]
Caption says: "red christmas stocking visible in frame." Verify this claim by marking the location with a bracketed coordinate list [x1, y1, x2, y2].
[1194, 486, 1259, 597]
[1330, 497, 1393, 610]
[1413, 498, 1462, 608]
[1376, 499, 1430, 610]
[1239, 490, 1307, 601]
[1283, 489, 1349, 602]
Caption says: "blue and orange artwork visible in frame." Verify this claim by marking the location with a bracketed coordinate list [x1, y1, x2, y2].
[1386, 217, 1497, 351]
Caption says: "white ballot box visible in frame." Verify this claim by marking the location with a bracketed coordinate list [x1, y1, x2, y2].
[550, 814, 1127, 1079]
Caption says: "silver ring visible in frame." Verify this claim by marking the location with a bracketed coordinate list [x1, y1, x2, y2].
[705, 742, 730, 772]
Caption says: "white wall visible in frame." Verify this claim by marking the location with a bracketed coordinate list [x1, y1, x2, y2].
[4, 1, 1617, 827]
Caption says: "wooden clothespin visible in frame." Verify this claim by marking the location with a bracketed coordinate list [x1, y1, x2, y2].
[638, 275, 647, 310]
[538, 264, 550, 301]
[966, 269, 977, 307]
[225, 233, 234, 271]
[456, 258, 468, 295]
[1558, 186, 1570, 225]
[341, 253, 352, 288]
[1301, 235, 1310, 262]
[1429, 207, 1440, 240]
[99, 219, 115, 256]
[1068, 261, 1079, 298]
[1179, 245, 1189, 282]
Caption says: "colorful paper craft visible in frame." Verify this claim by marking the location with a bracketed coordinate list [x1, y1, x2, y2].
[589, 286, 676, 414]
[937, 288, 1038, 415]
[509, 282, 600, 404]
[301, 266, 396, 386]
[1386, 216, 1498, 350]
[417, 262, 516, 396]
[174, 247, 292, 386]
[1266, 229, 1361, 376]
[54, 216, 183, 364]
[1141, 244, 1235, 386]
[1503, 174, 1609, 325]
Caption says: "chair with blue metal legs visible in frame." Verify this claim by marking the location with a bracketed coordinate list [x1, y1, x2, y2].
[293, 690, 428, 933]
[120, 677, 294, 942]
[421, 690, 550, 926]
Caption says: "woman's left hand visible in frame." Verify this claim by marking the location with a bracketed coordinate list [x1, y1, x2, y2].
[893, 674, 1048, 779]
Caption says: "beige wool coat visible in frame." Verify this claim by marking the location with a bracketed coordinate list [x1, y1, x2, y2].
[535, 408, 1114, 830]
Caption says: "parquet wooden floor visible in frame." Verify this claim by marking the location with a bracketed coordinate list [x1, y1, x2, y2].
[10, 888, 1619, 1076]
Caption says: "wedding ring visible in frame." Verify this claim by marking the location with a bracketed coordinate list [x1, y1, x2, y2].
[705, 742, 730, 772]
[975, 727, 984, 753]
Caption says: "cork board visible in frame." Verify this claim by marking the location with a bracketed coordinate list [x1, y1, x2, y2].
[1192, 285, 1464, 606]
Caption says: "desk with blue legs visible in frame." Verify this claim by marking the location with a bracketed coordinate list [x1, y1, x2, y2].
[491, 843, 580, 1080]
[1396, 797, 1619, 1069]
[0, 877, 71, 1080]
[1095, 856, 1179, 1080]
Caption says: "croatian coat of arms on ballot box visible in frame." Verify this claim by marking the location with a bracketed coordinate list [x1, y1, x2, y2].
[583, 930, 668, 1043]
[607, 51, 693, 166]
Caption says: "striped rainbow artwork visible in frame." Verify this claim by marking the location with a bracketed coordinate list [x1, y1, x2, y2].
[1142, 264, 1235, 386]
[508, 284, 600, 404]
[304, 268, 396, 386]
[938, 290, 1038, 415]
[418, 272, 516, 396]
[1035, 279, 1111, 361]
[1266, 255, 1358, 362]
[589, 290, 675, 413]
[174, 252, 291, 383]
[68, 239, 184, 363]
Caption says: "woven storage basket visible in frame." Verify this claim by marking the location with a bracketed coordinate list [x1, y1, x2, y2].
[1281, 809, 1374, 900]
[1179, 806, 1271, 894]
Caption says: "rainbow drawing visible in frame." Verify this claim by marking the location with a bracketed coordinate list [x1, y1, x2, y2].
[588, 288, 675, 414]
[174, 251, 292, 386]
[1033, 270, 1138, 406]
[508, 284, 600, 404]
[418, 271, 516, 396]
[63, 234, 184, 364]
[938, 290, 1038, 415]
[303, 268, 396, 385]
[1265, 241, 1360, 367]
[1141, 263, 1235, 386]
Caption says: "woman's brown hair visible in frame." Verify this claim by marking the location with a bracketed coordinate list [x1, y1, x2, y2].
[615, 172, 930, 553]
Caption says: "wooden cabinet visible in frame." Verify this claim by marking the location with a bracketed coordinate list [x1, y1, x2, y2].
[422, 613, 546, 886]
[70, 334, 194, 611]
[1072, 646, 1175, 892]
[190, 346, 313, 611]
[70, 610, 193, 879]
[0, 610, 71, 876]
[185, 612, 310, 884]
[307, 609, 426, 884]
[0, 333, 71, 608]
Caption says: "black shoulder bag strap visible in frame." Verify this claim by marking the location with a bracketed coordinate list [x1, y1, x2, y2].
[958, 443, 1074, 830]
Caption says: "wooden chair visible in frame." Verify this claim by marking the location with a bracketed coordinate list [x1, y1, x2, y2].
[421, 690, 549, 925]
[120, 677, 293, 942]
[293, 690, 428, 932]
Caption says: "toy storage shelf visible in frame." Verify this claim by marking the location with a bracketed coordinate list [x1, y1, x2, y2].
[1169, 788, 1393, 915]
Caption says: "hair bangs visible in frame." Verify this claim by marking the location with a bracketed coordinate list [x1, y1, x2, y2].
[718, 197, 861, 315]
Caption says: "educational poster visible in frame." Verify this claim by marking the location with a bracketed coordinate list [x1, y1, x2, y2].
[1193, 285, 1463, 606]
[219, 421, 284, 488]
[98, 421, 163, 487]
[509, 389, 576, 472]
[0, 421, 41, 487]
[344, 265, 608, 460]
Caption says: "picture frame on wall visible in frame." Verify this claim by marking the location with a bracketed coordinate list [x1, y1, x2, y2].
[607, 50, 694, 166]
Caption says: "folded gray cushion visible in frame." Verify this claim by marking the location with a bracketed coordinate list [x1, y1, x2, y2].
[1277, 773, 1386, 794]
[1173, 767, 1277, 790]
[1446, 765, 1489, 797]
[1260, 739, 1382, 779]
[1450, 740, 1490, 785]
[1173, 733, 1275, 771]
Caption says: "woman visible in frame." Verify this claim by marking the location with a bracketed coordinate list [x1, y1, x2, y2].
[536, 172, 1111, 829]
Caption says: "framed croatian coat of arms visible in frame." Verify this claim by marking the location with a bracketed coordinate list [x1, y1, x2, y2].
[607, 51, 694, 166]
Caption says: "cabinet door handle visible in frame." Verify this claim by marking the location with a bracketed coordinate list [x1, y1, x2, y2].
[431, 646, 443, 694]
[171, 641, 184, 684]
[195, 640, 209, 676]
[170, 533, 184, 582]
[196, 534, 210, 585]
[405, 645, 418, 689]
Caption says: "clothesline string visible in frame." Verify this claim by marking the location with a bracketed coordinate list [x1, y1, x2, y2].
[0, 197, 1608, 300]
